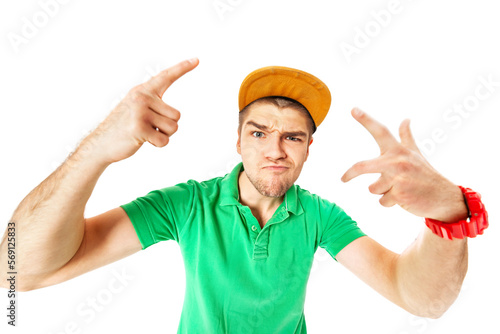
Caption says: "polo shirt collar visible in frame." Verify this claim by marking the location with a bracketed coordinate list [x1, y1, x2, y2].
[220, 162, 304, 216]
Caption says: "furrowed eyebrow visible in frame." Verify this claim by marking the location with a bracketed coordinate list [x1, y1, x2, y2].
[245, 121, 308, 138]
[283, 131, 307, 138]
[245, 121, 269, 132]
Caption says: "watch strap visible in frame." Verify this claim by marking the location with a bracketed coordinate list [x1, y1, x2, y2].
[424, 186, 488, 240]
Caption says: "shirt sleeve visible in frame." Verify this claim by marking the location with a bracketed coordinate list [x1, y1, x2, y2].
[120, 181, 195, 250]
[318, 202, 366, 261]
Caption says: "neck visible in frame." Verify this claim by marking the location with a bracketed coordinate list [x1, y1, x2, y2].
[238, 171, 284, 227]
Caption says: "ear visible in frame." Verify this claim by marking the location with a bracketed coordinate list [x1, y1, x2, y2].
[236, 129, 242, 155]
[304, 137, 313, 161]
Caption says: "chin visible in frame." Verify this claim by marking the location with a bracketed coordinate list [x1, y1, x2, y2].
[256, 176, 294, 198]
[259, 187, 288, 198]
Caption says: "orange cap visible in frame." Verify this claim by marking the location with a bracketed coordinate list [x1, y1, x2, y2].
[238, 66, 331, 127]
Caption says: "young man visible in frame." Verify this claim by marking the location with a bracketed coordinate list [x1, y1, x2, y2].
[0, 59, 488, 333]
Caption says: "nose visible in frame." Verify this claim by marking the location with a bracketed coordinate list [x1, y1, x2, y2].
[264, 135, 286, 161]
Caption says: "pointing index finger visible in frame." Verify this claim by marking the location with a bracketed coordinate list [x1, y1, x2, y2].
[146, 58, 199, 97]
[351, 108, 397, 153]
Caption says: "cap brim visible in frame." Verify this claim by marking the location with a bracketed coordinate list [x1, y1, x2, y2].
[238, 66, 331, 127]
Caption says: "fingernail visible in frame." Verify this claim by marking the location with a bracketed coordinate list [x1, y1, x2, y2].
[353, 108, 363, 116]
[188, 57, 198, 64]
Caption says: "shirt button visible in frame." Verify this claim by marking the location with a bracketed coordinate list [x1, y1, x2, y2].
[251, 225, 257, 231]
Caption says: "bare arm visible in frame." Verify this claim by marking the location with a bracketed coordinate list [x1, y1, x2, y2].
[337, 230, 467, 318]
[31, 207, 142, 290]
[0, 58, 199, 291]
[0, 138, 113, 291]
[338, 108, 471, 318]
[395, 228, 467, 317]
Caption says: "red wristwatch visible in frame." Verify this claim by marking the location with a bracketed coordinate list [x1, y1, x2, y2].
[425, 186, 489, 240]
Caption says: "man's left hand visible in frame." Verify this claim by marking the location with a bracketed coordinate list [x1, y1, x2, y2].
[341, 108, 468, 223]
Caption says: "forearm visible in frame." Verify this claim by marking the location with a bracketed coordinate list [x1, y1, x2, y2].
[0, 59, 198, 291]
[0, 135, 109, 289]
[395, 227, 468, 318]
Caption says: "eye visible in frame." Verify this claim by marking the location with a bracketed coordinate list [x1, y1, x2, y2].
[286, 136, 300, 142]
[252, 131, 265, 138]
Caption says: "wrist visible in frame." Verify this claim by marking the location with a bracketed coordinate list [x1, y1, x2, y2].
[430, 186, 469, 223]
[425, 186, 488, 240]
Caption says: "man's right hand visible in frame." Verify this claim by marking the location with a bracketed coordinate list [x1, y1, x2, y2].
[0, 58, 199, 291]
[85, 58, 199, 165]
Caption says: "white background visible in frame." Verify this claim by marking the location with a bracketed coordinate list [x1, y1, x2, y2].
[1, 0, 499, 333]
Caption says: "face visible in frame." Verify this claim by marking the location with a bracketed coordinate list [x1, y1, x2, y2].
[237, 103, 313, 198]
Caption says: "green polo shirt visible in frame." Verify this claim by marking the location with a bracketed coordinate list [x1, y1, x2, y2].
[121, 162, 366, 333]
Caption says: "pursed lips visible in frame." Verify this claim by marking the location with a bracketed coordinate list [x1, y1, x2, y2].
[262, 165, 290, 171]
